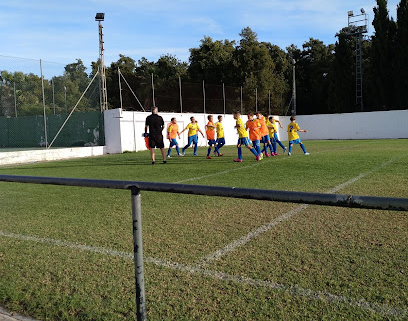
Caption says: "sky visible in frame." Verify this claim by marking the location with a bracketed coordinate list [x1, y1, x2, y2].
[0, 0, 401, 72]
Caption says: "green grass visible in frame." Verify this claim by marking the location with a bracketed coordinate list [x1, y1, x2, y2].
[0, 140, 407, 320]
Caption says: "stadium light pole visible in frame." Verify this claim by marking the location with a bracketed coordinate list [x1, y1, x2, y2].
[291, 59, 297, 116]
[95, 13, 108, 112]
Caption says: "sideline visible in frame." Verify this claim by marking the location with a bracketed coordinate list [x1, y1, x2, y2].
[198, 155, 405, 265]
[0, 231, 406, 318]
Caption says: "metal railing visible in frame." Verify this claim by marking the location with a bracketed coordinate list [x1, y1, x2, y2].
[1, 174, 407, 321]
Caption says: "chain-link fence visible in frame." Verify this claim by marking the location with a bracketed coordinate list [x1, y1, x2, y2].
[117, 73, 287, 116]
[0, 55, 103, 149]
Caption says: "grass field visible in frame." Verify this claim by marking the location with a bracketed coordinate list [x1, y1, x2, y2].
[0, 139, 407, 320]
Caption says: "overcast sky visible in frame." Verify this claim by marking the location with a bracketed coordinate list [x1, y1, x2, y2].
[0, 0, 401, 71]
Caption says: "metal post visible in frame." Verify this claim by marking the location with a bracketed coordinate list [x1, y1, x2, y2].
[98, 21, 108, 111]
[240, 86, 243, 114]
[151, 73, 155, 109]
[255, 88, 258, 112]
[131, 188, 146, 321]
[292, 59, 297, 116]
[40, 59, 48, 148]
[222, 82, 226, 116]
[118, 67, 123, 109]
[13, 82, 17, 118]
[179, 76, 183, 113]
[52, 79, 55, 114]
[268, 90, 271, 116]
[64, 86, 67, 113]
[202, 80, 206, 114]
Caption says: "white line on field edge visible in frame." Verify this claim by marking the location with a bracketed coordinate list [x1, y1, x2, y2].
[198, 155, 403, 266]
[0, 230, 406, 318]
[175, 143, 364, 184]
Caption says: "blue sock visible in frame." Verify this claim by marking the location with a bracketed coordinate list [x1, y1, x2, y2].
[194, 144, 197, 154]
[300, 144, 307, 153]
[289, 145, 293, 153]
[238, 147, 242, 159]
[272, 141, 277, 153]
[167, 149, 171, 156]
[207, 147, 211, 156]
[250, 148, 258, 156]
[268, 143, 273, 154]
[176, 146, 180, 154]
[215, 146, 220, 154]
[256, 145, 261, 155]
[278, 140, 285, 149]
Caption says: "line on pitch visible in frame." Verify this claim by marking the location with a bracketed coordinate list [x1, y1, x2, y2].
[175, 143, 364, 184]
[198, 155, 405, 266]
[1, 230, 406, 318]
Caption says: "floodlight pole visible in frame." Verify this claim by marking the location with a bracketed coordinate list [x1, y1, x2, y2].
[96, 14, 108, 112]
[346, 9, 368, 112]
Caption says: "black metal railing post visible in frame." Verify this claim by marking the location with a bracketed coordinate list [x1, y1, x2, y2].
[131, 187, 146, 321]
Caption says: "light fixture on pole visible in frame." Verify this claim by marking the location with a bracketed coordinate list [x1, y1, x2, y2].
[95, 13, 108, 112]
[345, 9, 368, 111]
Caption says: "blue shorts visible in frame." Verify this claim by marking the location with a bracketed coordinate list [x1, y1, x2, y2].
[217, 137, 225, 145]
[188, 135, 198, 145]
[169, 138, 178, 147]
[251, 140, 260, 147]
[274, 133, 280, 141]
[261, 135, 271, 144]
[289, 138, 302, 145]
[208, 139, 217, 146]
[237, 137, 251, 146]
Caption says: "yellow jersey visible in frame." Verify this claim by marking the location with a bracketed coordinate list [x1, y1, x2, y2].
[216, 121, 224, 139]
[236, 118, 248, 138]
[266, 119, 276, 137]
[287, 122, 300, 141]
[186, 122, 199, 137]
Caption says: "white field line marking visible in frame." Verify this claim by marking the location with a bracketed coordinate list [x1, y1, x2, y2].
[1, 230, 407, 318]
[175, 144, 363, 184]
[198, 155, 403, 266]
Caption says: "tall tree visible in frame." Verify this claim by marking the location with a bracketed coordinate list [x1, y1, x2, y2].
[371, 0, 396, 109]
[395, 0, 408, 108]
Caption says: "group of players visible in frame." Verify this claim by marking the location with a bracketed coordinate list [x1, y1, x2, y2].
[145, 107, 309, 164]
[165, 111, 309, 162]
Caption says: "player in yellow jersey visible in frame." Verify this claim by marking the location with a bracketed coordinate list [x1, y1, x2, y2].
[287, 116, 309, 156]
[266, 116, 278, 155]
[270, 116, 286, 153]
[233, 111, 260, 162]
[180, 116, 204, 156]
[215, 115, 225, 155]
[166, 117, 183, 158]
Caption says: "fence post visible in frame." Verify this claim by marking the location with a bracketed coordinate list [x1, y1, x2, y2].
[131, 187, 146, 321]
[202, 80, 206, 114]
[179, 76, 183, 113]
[40, 59, 48, 148]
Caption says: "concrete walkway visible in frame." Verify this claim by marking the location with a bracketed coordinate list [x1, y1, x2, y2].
[0, 307, 39, 321]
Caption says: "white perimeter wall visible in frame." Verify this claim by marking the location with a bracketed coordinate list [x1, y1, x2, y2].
[279, 110, 408, 141]
[104, 108, 408, 154]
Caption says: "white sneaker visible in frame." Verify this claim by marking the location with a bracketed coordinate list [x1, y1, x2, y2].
[167, 155, 171, 158]
[304, 152, 310, 155]
[288, 152, 291, 156]
[178, 154, 184, 157]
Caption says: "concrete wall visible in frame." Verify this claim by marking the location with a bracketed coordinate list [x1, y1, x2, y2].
[0, 146, 107, 166]
[278, 110, 408, 140]
[104, 108, 408, 154]
[104, 109, 264, 154]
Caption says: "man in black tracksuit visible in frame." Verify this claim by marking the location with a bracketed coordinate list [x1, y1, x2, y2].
[145, 107, 167, 164]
